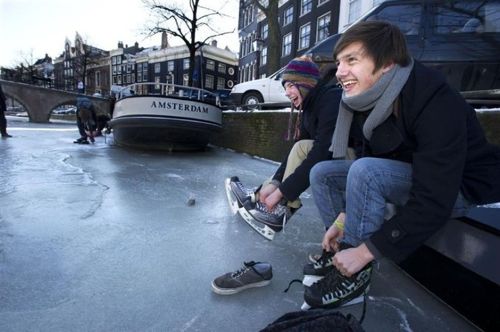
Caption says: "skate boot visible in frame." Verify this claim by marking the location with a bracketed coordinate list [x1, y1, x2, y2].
[229, 176, 258, 206]
[302, 249, 335, 286]
[224, 176, 258, 214]
[302, 243, 372, 310]
[246, 200, 295, 232]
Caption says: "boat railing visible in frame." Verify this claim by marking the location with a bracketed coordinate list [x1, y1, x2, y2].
[116, 82, 221, 106]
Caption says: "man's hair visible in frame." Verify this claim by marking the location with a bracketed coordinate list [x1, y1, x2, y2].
[333, 21, 411, 72]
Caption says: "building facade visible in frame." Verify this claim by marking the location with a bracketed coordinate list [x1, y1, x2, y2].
[51, 32, 238, 97]
[238, 0, 341, 82]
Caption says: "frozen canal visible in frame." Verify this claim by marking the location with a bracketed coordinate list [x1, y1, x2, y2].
[0, 116, 478, 331]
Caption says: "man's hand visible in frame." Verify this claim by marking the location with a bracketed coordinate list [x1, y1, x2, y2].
[322, 213, 345, 252]
[333, 243, 374, 277]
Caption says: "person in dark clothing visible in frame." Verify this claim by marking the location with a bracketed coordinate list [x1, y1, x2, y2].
[229, 55, 342, 231]
[304, 21, 500, 309]
[0, 84, 12, 138]
[73, 97, 97, 144]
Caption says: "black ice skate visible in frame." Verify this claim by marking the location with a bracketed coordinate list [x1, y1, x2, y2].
[301, 243, 372, 310]
[224, 177, 276, 240]
[224, 176, 257, 214]
[302, 250, 335, 286]
[246, 201, 294, 231]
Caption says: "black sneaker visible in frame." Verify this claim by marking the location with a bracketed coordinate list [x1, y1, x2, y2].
[211, 261, 273, 295]
[247, 201, 293, 231]
[229, 176, 257, 207]
[304, 245, 372, 309]
[303, 250, 335, 286]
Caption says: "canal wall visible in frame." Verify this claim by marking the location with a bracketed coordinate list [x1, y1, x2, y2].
[212, 110, 500, 162]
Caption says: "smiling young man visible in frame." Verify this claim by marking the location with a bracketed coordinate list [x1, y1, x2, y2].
[303, 21, 500, 309]
[229, 56, 342, 234]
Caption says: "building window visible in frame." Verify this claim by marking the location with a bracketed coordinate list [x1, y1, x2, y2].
[218, 63, 226, 74]
[206, 59, 215, 71]
[261, 47, 267, 66]
[154, 63, 161, 73]
[348, 0, 361, 24]
[183, 59, 190, 70]
[205, 74, 214, 89]
[168, 61, 174, 72]
[282, 33, 292, 57]
[299, 23, 311, 50]
[317, 12, 331, 42]
[95, 71, 101, 87]
[217, 77, 225, 90]
[284, 7, 293, 26]
[301, 0, 312, 16]
[142, 63, 148, 81]
[261, 24, 268, 40]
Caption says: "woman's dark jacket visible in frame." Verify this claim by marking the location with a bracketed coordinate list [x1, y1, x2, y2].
[272, 83, 342, 201]
[351, 61, 500, 262]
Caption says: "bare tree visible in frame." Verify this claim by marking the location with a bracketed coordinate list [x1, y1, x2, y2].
[252, 0, 281, 74]
[143, 0, 235, 87]
[17, 50, 37, 84]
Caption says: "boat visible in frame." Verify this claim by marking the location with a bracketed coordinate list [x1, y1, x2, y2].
[108, 82, 223, 150]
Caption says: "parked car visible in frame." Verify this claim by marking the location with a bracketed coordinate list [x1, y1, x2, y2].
[307, 0, 500, 106]
[230, 67, 289, 109]
[232, 0, 500, 108]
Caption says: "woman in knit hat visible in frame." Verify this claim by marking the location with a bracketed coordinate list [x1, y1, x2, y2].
[227, 56, 343, 239]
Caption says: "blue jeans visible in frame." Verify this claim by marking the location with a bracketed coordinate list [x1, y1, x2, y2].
[309, 157, 473, 246]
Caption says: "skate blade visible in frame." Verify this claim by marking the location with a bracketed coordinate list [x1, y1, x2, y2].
[301, 302, 311, 311]
[238, 206, 275, 240]
[224, 178, 239, 215]
[300, 294, 364, 312]
[302, 275, 324, 287]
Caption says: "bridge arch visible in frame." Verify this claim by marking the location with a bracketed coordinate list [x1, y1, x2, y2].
[1, 80, 111, 123]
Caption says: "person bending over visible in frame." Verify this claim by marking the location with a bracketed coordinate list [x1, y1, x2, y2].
[229, 56, 342, 233]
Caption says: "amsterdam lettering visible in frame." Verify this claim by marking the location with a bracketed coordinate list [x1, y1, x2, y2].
[150, 100, 209, 113]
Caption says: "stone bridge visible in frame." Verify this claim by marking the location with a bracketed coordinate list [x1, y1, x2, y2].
[1, 79, 111, 123]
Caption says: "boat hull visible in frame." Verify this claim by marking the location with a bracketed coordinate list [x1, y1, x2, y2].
[109, 95, 222, 150]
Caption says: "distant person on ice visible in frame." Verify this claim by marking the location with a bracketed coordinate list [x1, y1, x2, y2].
[0, 84, 12, 138]
[302, 20, 500, 310]
[228, 56, 342, 235]
[73, 96, 97, 144]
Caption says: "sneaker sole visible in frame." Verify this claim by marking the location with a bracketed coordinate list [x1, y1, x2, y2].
[211, 279, 271, 295]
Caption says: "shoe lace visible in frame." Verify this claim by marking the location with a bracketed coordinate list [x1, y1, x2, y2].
[314, 250, 334, 268]
[231, 261, 268, 280]
[256, 202, 290, 231]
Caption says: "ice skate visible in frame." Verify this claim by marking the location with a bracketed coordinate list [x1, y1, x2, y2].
[237, 203, 276, 241]
[224, 176, 257, 215]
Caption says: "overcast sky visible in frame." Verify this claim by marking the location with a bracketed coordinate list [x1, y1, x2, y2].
[0, 0, 240, 67]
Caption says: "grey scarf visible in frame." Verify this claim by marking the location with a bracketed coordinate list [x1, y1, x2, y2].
[329, 58, 414, 158]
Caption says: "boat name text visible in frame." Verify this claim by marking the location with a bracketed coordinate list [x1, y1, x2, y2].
[150, 101, 209, 113]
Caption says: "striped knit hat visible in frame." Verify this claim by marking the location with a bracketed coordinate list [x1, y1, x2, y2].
[281, 56, 320, 100]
